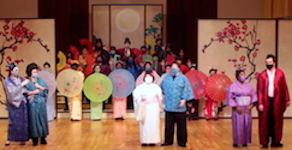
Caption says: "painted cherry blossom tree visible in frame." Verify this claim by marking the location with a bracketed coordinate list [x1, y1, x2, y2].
[0, 19, 49, 105]
[202, 19, 260, 81]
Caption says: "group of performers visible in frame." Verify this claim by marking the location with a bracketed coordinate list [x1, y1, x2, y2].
[4, 34, 290, 149]
[5, 62, 49, 146]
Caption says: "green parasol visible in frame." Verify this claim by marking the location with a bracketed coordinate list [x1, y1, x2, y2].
[83, 73, 113, 102]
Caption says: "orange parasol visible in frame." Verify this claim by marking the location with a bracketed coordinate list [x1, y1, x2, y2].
[185, 70, 208, 99]
[206, 74, 232, 101]
[79, 38, 94, 54]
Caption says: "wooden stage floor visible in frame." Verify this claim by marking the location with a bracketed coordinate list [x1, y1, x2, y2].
[1, 118, 292, 150]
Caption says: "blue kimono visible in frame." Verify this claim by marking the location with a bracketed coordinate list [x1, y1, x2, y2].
[161, 73, 195, 112]
[4, 76, 29, 142]
[127, 64, 143, 80]
[24, 77, 49, 138]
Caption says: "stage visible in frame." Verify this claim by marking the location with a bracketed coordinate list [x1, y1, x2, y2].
[1, 118, 292, 150]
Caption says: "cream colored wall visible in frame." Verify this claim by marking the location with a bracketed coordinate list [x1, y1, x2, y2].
[198, 19, 276, 117]
[0, 0, 38, 18]
[278, 20, 292, 117]
[89, 0, 167, 45]
[217, 0, 264, 18]
[0, 19, 55, 117]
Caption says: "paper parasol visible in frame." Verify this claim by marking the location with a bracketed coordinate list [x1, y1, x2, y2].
[206, 74, 232, 101]
[136, 71, 161, 86]
[38, 71, 56, 97]
[108, 69, 135, 98]
[83, 73, 113, 102]
[56, 69, 84, 97]
[185, 70, 208, 99]
[57, 51, 66, 71]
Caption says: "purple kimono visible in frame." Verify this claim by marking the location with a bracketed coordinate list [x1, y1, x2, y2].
[226, 80, 258, 145]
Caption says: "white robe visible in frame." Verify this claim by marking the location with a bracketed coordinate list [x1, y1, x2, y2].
[133, 83, 163, 144]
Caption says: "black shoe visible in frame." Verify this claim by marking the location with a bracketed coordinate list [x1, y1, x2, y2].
[32, 138, 38, 146]
[161, 143, 172, 146]
[233, 144, 238, 147]
[20, 142, 25, 145]
[115, 117, 124, 120]
[149, 143, 155, 146]
[5, 142, 10, 146]
[41, 137, 47, 144]
[243, 144, 247, 147]
[214, 117, 218, 121]
[271, 143, 283, 147]
[206, 118, 210, 121]
[142, 143, 148, 146]
[262, 145, 268, 148]
[178, 144, 186, 147]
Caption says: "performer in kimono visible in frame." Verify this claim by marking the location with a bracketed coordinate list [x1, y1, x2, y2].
[141, 45, 152, 63]
[113, 61, 128, 120]
[25, 63, 49, 146]
[204, 68, 219, 120]
[94, 38, 110, 62]
[89, 65, 104, 121]
[226, 69, 257, 147]
[186, 64, 200, 120]
[161, 62, 194, 147]
[126, 54, 143, 80]
[257, 54, 290, 148]
[95, 55, 111, 76]
[153, 38, 165, 62]
[109, 46, 121, 70]
[43, 62, 55, 121]
[68, 61, 84, 121]
[4, 63, 30, 146]
[133, 73, 163, 146]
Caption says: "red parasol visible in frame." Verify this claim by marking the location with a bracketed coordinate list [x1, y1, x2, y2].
[206, 74, 232, 101]
[69, 45, 80, 60]
[185, 70, 208, 99]
[79, 38, 94, 54]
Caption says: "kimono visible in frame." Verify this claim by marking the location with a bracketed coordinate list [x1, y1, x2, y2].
[257, 68, 290, 145]
[112, 96, 127, 119]
[68, 71, 84, 120]
[90, 101, 103, 120]
[24, 77, 49, 138]
[204, 76, 218, 118]
[46, 72, 55, 121]
[4, 76, 29, 142]
[100, 64, 112, 76]
[110, 54, 121, 70]
[127, 64, 143, 80]
[226, 80, 258, 145]
[133, 83, 163, 144]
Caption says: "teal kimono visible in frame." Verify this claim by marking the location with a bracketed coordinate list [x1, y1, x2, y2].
[25, 77, 49, 138]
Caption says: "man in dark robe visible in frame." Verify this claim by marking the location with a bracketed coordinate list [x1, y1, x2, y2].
[257, 54, 290, 148]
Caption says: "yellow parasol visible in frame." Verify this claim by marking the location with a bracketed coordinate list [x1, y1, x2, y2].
[57, 51, 67, 71]
[56, 69, 84, 97]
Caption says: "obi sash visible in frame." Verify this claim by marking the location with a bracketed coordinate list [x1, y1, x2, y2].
[236, 96, 251, 106]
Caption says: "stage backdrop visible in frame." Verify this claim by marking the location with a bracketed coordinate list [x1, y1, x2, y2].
[198, 19, 276, 117]
[0, 19, 55, 118]
[278, 19, 292, 117]
[92, 4, 162, 52]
